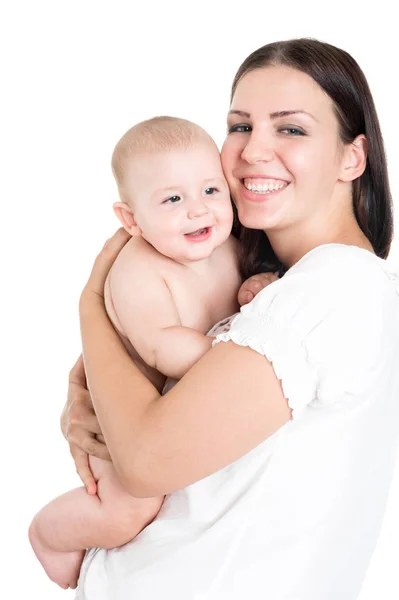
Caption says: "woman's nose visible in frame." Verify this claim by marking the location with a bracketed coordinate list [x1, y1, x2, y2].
[241, 137, 276, 164]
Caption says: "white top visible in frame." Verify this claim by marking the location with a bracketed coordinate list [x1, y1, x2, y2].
[76, 244, 399, 600]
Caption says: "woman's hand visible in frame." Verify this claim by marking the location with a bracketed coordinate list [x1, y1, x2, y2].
[80, 228, 131, 307]
[238, 272, 279, 306]
[61, 354, 111, 495]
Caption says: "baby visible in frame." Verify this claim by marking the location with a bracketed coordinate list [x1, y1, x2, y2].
[28, 116, 246, 590]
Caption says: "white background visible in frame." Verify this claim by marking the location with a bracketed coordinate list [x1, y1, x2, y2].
[1, 1, 398, 598]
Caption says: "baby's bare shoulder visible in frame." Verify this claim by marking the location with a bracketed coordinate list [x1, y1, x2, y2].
[113, 237, 165, 274]
[106, 238, 169, 301]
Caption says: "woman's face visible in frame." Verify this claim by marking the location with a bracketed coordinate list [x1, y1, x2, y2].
[221, 65, 347, 234]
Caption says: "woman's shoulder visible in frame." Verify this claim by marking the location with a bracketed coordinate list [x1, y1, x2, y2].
[287, 243, 399, 296]
[239, 243, 399, 331]
[291, 243, 380, 272]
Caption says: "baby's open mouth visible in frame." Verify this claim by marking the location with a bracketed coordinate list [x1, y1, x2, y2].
[184, 227, 212, 240]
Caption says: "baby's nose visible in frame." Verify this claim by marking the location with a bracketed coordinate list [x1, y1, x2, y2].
[187, 201, 209, 220]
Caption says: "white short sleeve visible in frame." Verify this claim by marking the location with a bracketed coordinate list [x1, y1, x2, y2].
[214, 245, 399, 419]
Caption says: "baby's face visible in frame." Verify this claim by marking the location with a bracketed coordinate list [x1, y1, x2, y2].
[124, 142, 233, 263]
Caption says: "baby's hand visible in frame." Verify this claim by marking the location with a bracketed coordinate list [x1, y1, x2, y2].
[238, 272, 279, 306]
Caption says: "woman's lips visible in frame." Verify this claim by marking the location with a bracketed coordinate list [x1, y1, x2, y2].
[239, 179, 290, 202]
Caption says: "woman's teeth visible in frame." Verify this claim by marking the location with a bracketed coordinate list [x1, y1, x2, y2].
[243, 179, 287, 194]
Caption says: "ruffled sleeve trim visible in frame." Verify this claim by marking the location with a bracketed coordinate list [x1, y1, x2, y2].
[213, 302, 320, 421]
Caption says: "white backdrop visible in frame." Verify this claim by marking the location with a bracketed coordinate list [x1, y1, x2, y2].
[2, 1, 398, 598]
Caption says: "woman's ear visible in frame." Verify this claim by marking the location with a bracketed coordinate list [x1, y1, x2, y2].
[113, 202, 143, 236]
[339, 134, 368, 182]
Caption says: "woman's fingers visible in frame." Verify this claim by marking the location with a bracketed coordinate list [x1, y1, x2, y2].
[69, 432, 111, 493]
[62, 355, 102, 435]
[100, 227, 132, 259]
[85, 228, 131, 298]
[62, 353, 112, 495]
[61, 386, 102, 440]
[81, 434, 112, 461]
[69, 354, 87, 387]
[70, 443, 97, 495]
[238, 272, 279, 306]
[68, 407, 104, 438]
[64, 384, 111, 458]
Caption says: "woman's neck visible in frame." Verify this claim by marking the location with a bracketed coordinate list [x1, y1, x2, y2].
[268, 218, 374, 270]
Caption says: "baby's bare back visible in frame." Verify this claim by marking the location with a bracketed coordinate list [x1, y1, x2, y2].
[105, 235, 241, 387]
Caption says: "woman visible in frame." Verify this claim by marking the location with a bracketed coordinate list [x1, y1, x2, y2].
[65, 39, 399, 599]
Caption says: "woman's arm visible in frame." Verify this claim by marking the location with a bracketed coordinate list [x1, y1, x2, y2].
[63, 266, 277, 488]
[79, 230, 292, 497]
[61, 354, 111, 495]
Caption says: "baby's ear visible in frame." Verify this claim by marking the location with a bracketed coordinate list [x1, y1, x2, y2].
[113, 202, 142, 236]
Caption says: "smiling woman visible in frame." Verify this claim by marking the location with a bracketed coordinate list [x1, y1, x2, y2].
[224, 66, 372, 266]
[62, 39, 399, 600]
[228, 40, 392, 280]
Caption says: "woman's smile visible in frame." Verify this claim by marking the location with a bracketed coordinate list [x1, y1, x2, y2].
[239, 176, 290, 203]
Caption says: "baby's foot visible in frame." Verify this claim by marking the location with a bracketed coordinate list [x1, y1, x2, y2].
[28, 520, 85, 589]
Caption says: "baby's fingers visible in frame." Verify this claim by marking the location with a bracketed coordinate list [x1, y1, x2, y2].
[238, 272, 279, 306]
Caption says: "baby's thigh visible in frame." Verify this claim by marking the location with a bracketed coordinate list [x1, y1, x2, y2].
[89, 455, 163, 505]
[88, 455, 132, 505]
[88, 455, 164, 538]
[89, 455, 142, 509]
[89, 455, 118, 484]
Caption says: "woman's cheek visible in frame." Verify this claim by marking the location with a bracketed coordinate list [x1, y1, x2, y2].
[284, 146, 316, 184]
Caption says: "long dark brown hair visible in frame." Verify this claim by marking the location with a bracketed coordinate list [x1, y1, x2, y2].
[230, 39, 393, 279]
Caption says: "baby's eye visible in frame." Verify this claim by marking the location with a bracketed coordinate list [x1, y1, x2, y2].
[164, 195, 181, 204]
[204, 187, 218, 195]
[228, 123, 252, 134]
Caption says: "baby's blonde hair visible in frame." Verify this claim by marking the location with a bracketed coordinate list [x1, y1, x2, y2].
[111, 116, 216, 203]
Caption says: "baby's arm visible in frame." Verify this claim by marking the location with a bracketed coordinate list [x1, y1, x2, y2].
[151, 326, 213, 379]
[108, 250, 213, 380]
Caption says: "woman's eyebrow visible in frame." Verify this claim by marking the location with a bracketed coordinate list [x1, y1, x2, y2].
[228, 109, 318, 122]
[270, 110, 318, 122]
[228, 110, 251, 118]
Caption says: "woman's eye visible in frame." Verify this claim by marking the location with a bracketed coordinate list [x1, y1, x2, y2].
[228, 123, 252, 134]
[164, 195, 181, 204]
[279, 127, 305, 136]
[204, 187, 218, 195]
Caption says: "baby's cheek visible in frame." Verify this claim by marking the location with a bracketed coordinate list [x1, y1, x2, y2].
[216, 201, 234, 223]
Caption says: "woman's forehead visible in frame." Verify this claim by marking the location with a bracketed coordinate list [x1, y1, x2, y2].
[231, 66, 334, 120]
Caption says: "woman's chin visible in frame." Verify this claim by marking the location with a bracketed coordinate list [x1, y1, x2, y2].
[237, 206, 279, 231]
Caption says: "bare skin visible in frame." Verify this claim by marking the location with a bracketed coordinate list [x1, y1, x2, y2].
[56, 59, 383, 599]
[29, 456, 164, 589]
[29, 130, 250, 589]
[61, 271, 276, 492]
[30, 122, 284, 590]
[30, 234, 245, 588]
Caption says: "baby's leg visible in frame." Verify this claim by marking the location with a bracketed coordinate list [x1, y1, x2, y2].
[29, 456, 164, 589]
